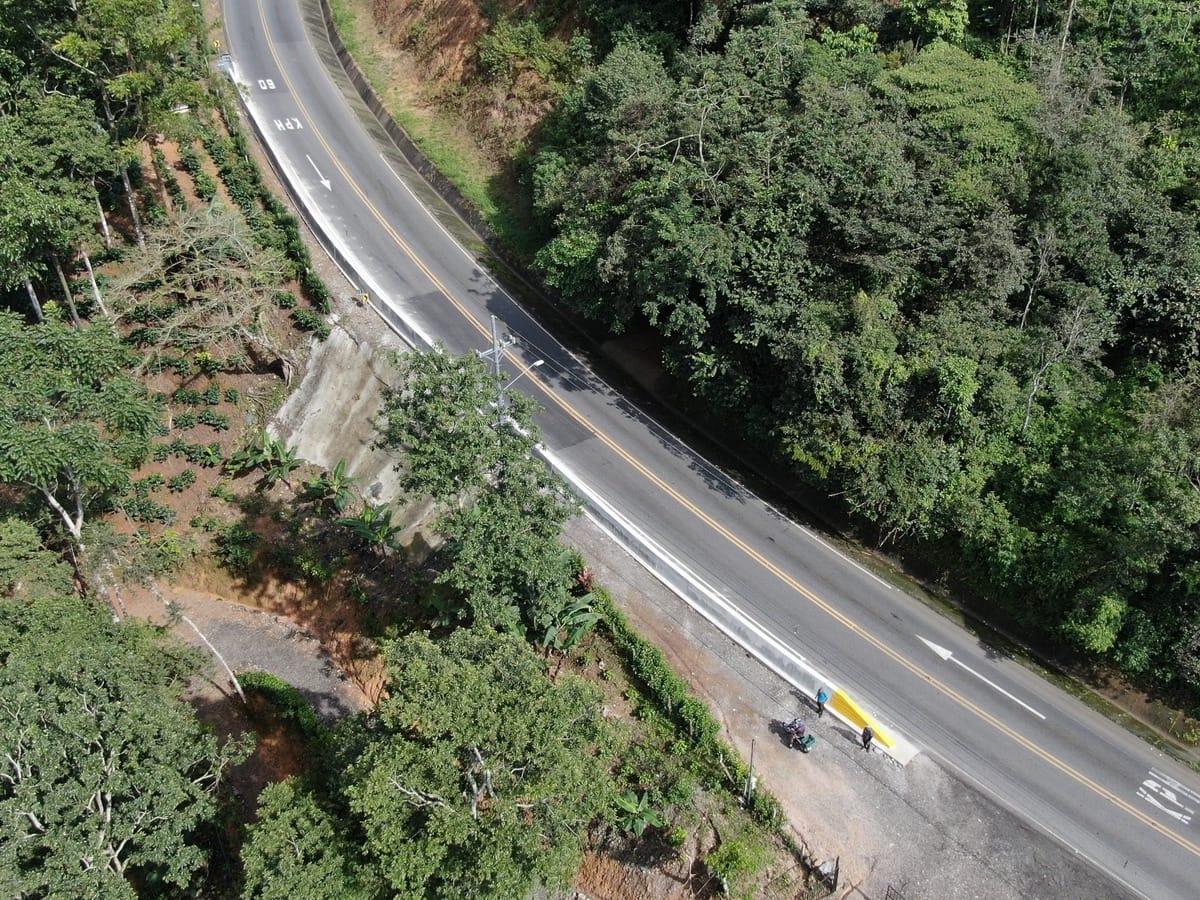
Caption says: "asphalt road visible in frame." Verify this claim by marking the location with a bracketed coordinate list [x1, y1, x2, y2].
[222, 2, 1200, 896]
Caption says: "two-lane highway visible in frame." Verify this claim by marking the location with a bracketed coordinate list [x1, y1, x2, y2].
[223, 2, 1200, 896]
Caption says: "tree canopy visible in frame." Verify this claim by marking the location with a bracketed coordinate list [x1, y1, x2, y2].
[377, 347, 581, 632]
[243, 627, 614, 900]
[526, 0, 1200, 685]
[0, 596, 248, 896]
[0, 311, 159, 547]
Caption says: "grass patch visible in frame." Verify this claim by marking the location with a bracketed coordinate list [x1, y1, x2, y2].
[324, 0, 542, 257]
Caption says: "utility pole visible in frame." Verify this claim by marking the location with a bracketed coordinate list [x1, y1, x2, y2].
[479, 316, 515, 428]
[488, 316, 505, 380]
[477, 316, 544, 429]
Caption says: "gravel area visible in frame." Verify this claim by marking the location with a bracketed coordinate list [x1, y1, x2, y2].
[563, 516, 1138, 900]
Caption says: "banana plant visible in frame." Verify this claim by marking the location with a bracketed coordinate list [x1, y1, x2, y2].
[305, 458, 357, 513]
[613, 791, 665, 837]
[336, 502, 403, 556]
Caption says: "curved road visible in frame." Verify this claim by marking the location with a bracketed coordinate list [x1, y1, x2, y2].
[223, 3, 1200, 897]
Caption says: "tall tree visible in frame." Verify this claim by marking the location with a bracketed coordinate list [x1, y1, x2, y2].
[40, 0, 206, 247]
[0, 312, 159, 556]
[376, 346, 543, 504]
[245, 627, 613, 900]
[376, 347, 580, 630]
[241, 780, 380, 900]
[0, 595, 249, 895]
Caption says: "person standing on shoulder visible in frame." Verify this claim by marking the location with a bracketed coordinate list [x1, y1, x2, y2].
[815, 688, 829, 718]
[861, 725, 874, 751]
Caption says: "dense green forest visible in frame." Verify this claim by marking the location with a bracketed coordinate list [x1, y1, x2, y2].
[0, 3, 802, 895]
[504, 0, 1200, 689]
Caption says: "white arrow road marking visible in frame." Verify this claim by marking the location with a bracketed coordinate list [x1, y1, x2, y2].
[1139, 770, 1199, 826]
[1139, 778, 1195, 825]
[306, 154, 332, 190]
[918, 636, 1046, 719]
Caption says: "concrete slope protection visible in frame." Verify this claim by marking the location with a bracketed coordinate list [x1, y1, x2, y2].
[223, 2, 1200, 897]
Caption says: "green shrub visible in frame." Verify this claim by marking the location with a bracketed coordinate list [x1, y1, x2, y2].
[706, 839, 768, 892]
[237, 671, 333, 759]
[224, 387, 241, 405]
[216, 522, 259, 574]
[168, 470, 197, 493]
[132, 528, 190, 577]
[122, 496, 177, 524]
[596, 589, 787, 826]
[173, 411, 199, 430]
[182, 441, 219, 465]
[273, 290, 297, 309]
[196, 442, 224, 468]
[291, 308, 330, 339]
[194, 351, 222, 375]
[132, 474, 166, 497]
[144, 199, 168, 226]
[193, 171, 218, 202]
[174, 388, 202, 406]
[152, 148, 187, 210]
[178, 144, 203, 175]
[209, 480, 238, 502]
[748, 791, 784, 830]
[198, 409, 230, 431]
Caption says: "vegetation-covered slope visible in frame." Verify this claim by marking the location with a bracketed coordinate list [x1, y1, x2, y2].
[370, 0, 1200, 696]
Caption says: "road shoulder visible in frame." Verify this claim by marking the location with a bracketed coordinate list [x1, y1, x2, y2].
[563, 516, 1138, 900]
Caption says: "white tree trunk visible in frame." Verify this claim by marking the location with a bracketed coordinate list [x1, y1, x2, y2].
[50, 252, 82, 326]
[98, 91, 146, 249]
[24, 278, 44, 323]
[120, 164, 146, 249]
[94, 182, 113, 249]
[80, 247, 110, 317]
[34, 484, 83, 543]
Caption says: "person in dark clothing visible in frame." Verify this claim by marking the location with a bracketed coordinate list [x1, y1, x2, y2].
[861, 725, 874, 751]
[815, 688, 829, 718]
[786, 718, 807, 747]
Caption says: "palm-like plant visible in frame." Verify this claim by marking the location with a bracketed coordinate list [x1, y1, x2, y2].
[305, 458, 357, 513]
[540, 595, 601, 657]
[613, 791, 665, 837]
[336, 502, 403, 556]
[226, 430, 301, 488]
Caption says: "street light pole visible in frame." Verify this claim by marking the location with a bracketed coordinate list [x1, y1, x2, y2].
[477, 315, 543, 429]
[489, 315, 505, 381]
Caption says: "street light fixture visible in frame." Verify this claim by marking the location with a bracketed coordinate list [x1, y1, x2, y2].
[504, 358, 545, 392]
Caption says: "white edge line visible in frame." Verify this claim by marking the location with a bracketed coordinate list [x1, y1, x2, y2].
[234, 67, 436, 349]
[246, 58, 918, 762]
[540, 445, 918, 766]
[236, 41, 1187, 897]
[377, 153, 902, 598]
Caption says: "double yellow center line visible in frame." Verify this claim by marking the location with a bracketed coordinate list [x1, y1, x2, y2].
[248, 0, 1200, 861]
